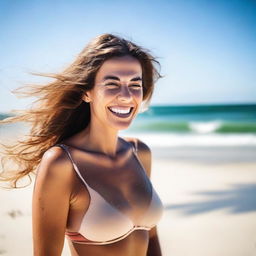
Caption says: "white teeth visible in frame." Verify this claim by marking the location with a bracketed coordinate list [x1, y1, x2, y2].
[109, 107, 131, 114]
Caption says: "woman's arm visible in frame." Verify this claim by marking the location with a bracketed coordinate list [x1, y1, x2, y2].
[136, 138, 162, 256]
[147, 226, 162, 256]
[32, 147, 74, 256]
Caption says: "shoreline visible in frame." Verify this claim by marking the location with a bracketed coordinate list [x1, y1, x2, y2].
[151, 145, 256, 164]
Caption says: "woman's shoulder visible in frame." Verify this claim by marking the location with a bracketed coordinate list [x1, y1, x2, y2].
[36, 145, 75, 185]
[121, 136, 151, 154]
[42, 145, 71, 168]
[121, 136, 152, 177]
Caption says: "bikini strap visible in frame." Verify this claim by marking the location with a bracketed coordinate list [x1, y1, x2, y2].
[55, 143, 92, 189]
[130, 138, 148, 176]
[131, 138, 138, 154]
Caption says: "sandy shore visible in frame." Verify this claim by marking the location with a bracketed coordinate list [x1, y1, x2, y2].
[153, 159, 256, 256]
[0, 145, 256, 256]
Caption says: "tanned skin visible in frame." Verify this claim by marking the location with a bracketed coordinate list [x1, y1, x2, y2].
[32, 55, 162, 256]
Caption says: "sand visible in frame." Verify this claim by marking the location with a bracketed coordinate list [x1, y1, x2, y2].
[0, 145, 256, 256]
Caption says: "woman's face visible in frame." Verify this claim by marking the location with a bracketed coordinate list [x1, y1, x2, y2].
[84, 55, 143, 131]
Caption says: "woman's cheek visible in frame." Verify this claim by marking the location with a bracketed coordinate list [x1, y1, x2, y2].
[133, 89, 143, 100]
[103, 89, 118, 97]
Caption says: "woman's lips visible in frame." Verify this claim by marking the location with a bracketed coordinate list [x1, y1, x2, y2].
[107, 107, 134, 118]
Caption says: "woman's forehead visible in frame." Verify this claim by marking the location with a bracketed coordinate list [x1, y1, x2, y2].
[96, 56, 142, 81]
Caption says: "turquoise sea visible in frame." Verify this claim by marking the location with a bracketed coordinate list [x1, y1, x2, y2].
[127, 103, 256, 134]
[1, 103, 256, 147]
[122, 103, 256, 147]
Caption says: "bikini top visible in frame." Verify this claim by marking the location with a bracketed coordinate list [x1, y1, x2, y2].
[55, 139, 164, 245]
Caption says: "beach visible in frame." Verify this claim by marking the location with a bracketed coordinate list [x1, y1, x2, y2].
[151, 146, 256, 256]
[0, 140, 256, 255]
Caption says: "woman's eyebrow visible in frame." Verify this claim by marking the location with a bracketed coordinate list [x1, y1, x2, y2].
[131, 76, 142, 82]
[102, 75, 142, 82]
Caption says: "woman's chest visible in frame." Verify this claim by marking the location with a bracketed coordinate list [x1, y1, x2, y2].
[68, 151, 153, 222]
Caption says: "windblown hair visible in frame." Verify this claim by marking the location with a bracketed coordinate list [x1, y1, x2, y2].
[0, 33, 162, 188]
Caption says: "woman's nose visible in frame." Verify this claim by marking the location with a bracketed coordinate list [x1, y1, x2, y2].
[117, 86, 132, 102]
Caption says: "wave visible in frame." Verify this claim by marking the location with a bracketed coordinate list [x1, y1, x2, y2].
[128, 120, 256, 134]
[189, 121, 222, 133]
[120, 132, 256, 147]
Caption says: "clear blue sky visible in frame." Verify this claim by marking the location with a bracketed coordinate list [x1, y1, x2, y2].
[0, 0, 255, 112]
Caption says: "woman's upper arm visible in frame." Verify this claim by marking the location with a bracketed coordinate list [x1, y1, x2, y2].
[32, 147, 74, 256]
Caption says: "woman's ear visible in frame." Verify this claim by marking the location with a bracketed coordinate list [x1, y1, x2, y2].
[82, 93, 91, 103]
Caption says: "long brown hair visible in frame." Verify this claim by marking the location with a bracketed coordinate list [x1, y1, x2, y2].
[0, 33, 162, 188]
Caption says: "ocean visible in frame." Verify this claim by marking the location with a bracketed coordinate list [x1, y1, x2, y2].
[121, 103, 256, 147]
[1, 104, 256, 147]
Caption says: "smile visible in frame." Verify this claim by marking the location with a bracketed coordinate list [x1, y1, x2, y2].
[107, 106, 134, 118]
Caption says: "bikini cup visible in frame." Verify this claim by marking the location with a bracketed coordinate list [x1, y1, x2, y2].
[56, 139, 164, 245]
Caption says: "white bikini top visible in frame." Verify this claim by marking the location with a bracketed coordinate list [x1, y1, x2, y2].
[56, 139, 164, 245]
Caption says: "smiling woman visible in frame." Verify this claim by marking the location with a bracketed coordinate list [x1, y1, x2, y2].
[85, 55, 143, 130]
[0, 33, 163, 256]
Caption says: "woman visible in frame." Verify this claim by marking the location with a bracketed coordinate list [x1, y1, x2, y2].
[0, 33, 163, 256]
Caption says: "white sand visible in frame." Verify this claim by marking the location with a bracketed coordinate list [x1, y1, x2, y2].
[153, 160, 256, 256]
[0, 149, 256, 255]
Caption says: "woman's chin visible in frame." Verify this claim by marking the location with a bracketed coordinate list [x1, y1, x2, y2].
[110, 121, 134, 131]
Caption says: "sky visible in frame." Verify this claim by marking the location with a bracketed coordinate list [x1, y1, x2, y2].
[0, 0, 256, 113]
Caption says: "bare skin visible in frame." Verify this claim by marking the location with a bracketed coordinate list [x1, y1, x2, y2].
[32, 55, 162, 256]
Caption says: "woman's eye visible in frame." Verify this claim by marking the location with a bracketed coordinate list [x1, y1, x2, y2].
[105, 83, 142, 88]
[105, 83, 119, 87]
[130, 84, 142, 88]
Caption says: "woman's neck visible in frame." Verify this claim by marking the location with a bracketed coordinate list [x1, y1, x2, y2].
[74, 121, 122, 158]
